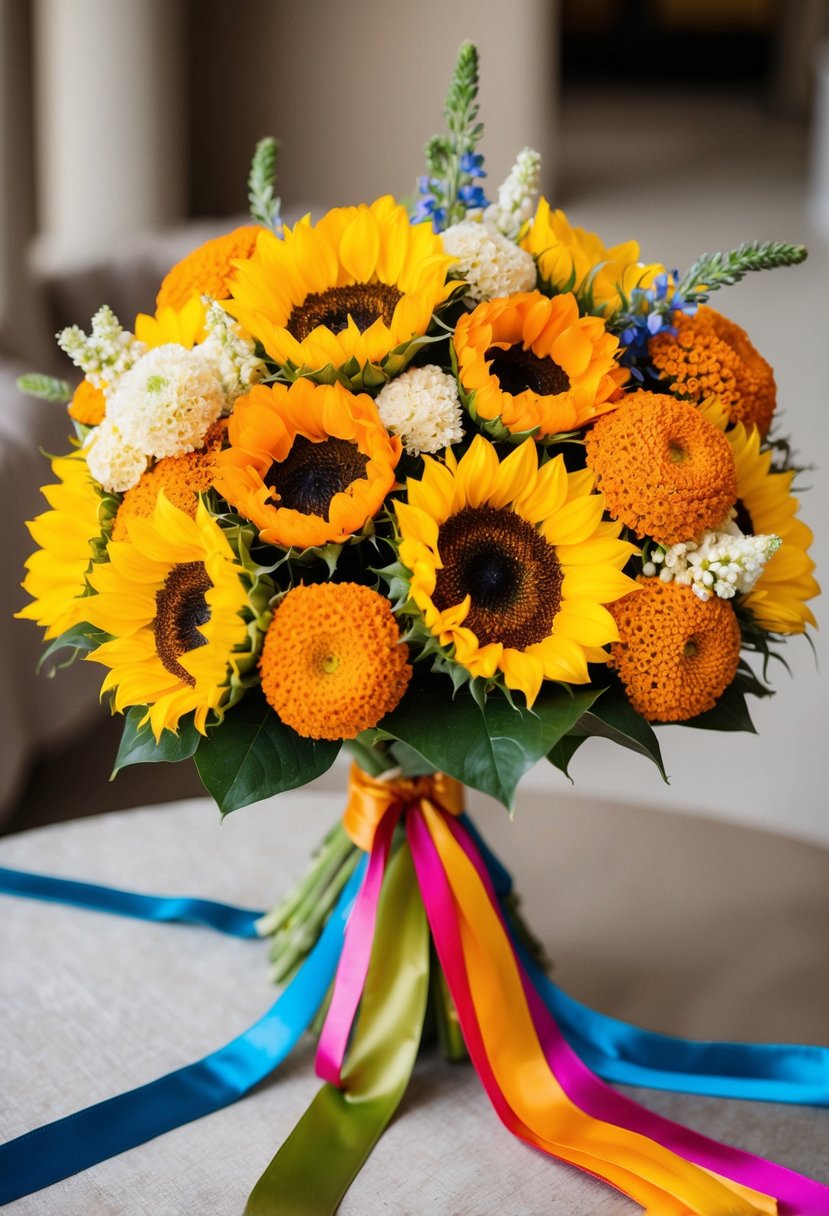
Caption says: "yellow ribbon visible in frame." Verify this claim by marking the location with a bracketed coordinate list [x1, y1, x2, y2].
[421, 805, 776, 1216]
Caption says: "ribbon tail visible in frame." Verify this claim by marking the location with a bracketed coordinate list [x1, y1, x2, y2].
[0, 860, 365, 1207]
[244, 845, 429, 1216]
[0, 865, 263, 937]
[411, 805, 780, 1216]
[461, 813, 829, 1109]
[315, 806, 399, 1086]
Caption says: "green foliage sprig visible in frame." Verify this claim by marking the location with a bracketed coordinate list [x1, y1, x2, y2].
[248, 136, 282, 233]
[16, 373, 71, 404]
[679, 241, 807, 303]
[417, 42, 487, 231]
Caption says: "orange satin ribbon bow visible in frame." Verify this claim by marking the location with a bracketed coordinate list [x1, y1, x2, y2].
[342, 763, 463, 851]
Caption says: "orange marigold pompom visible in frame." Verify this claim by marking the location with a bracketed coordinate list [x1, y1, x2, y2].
[68, 379, 106, 426]
[648, 305, 776, 436]
[610, 578, 741, 722]
[584, 390, 737, 545]
[112, 420, 226, 541]
[259, 583, 412, 741]
[156, 225, 262, 312]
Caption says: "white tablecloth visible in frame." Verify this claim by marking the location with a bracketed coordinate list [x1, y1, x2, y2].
[1, 787, 828, 1214]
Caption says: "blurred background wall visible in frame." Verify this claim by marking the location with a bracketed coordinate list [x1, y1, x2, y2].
[1, 0, 827, 844]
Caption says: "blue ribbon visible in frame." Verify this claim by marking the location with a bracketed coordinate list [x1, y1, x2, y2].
[0, 858, 366, 1206]
[0, 865, 262, 937]
[459, 814, 829, 1108]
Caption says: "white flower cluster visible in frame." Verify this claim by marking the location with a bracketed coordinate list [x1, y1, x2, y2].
[484, 147, 542, 241]
[199, 301, 266, 407]
[644, 527, 782, 601]
[105, 344, 225, 466]
[84, 420, 147, 494]
[57, 306, 144, 388]
[442, 221, 536, 303]
[376, 365, 464, 455]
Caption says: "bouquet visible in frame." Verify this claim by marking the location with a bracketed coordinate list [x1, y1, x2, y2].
[8, 41, 826, 1216]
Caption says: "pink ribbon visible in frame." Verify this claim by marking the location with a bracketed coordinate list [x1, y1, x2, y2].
[315, 805, 401, 1086]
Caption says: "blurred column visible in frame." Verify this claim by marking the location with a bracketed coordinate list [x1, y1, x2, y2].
[0, 0, 42, 358]
[812, 40, 829, 239]
[32, 0, 187, 272]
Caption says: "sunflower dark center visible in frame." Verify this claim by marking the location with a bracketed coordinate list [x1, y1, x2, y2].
[287, 283, 403, 341]
[432, 506, 563, 650]
[733, 497, 754, 536]
[266, 435, 369, 520]
[486, 344, 570, 397]
[154, 561, 212, 687]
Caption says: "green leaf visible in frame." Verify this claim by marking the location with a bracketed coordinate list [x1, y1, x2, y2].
[381, 675, 602, 809]
[112, 708, 200, 776]
[36, 621, 109, 675]
[675, 681, 757, 733]
[546, 734, 585, 781]
[194, 693, 340, 814]
[570, 685, 667, 780]
[17, 372, 72, 404]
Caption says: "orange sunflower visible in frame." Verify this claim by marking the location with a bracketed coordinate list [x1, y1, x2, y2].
[213, 378, 401, 549]
[610, 578, 742, 722]
[649, 306, 776, 436]
[584, 391, 737, 545]
[225, 196, 458, 387]
[453, 291, 627, 439]
[259, 583, 411, 740]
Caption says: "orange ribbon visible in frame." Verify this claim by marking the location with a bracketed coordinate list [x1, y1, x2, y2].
[342, 764, 463, 851]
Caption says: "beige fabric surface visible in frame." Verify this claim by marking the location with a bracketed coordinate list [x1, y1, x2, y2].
[1, 787, 827, 1214]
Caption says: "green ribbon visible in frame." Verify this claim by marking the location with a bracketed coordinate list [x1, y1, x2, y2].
[244, 845, 429, 1216]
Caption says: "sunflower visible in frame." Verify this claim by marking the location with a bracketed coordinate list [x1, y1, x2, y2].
[648, 306, 777, 436]
[213, 378, 401, 549]
[520, 198, 665, 316]
[134, 294, 207, 350]
[156, 224, 261, 312]
[225, 196, 458, 387]
[394, 435, 637, 705]
[82, 494, 253, 739]
[453, 291, 627, 439]
[17, 453, 112, 640]
[584, 390, 737, 545]
[259, 583, 411, 740]
[610, 578, 742, 722]
[725, 422, 819, 633]
[112, 420, 227, 542]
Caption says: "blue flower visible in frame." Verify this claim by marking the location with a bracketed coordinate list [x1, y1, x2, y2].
[458, 183, 490, 209]
[459, 151, 486, 177]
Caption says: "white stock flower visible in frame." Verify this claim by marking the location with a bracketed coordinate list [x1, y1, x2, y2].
[57, 305, 144, 389]
[83, 417, 147, 493]
[105, 344, 225, 460]
[376, 365, 464, 456]
[652, 527, 782, 601]
[198, 301, 265, 407]
[441, 221, 536, 303]
[484, 147, 542, 241]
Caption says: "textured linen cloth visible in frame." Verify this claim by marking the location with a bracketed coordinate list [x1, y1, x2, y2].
[1, 788, 827, 1215]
